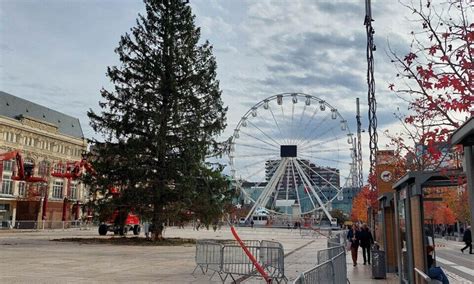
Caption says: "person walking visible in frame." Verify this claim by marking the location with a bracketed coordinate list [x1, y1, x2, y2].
[359, 224, 374, 265]
[461, 226, 472, 254]
[347, 224, 361, 266]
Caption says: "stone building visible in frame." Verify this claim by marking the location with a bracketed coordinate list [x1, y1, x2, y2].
[0, 91, 88, 228]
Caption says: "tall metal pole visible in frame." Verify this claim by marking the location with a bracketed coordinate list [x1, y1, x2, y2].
[356, 98, 363, 188]
[365, 0, 378, 190]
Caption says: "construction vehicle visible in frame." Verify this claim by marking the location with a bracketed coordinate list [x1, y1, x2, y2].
[98, 208, 141, 236]
[52, 155, 141, 236]
[0, 150, 47, 183]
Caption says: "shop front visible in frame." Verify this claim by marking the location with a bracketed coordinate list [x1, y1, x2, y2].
[393, 171, 464, 284]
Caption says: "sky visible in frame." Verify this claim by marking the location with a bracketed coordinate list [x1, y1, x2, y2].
[0, 0, 421, 180]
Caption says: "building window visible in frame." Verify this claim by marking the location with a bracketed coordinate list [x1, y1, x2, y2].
[53, 163, 66, 175]
[5, 132, 15, 142]
[38, 161, 50, 176]
[18, 182, 26, 197]
[70, 182, 78, 200]
[3, 160, 14, 172]
[52, 180, 64, 199]
[1, 174, 13, 195]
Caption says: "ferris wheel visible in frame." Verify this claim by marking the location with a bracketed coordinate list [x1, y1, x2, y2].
[228, 93, 355, 220]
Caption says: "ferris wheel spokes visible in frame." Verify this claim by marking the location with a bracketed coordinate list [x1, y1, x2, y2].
[267, 104, 287, 145]
[246, 120, 281, 146]
[296, 158, 341, 193]
[295, 111, 332, 146]
[244, 158, 289, 221]
[293, 160, 332, 221]
[291, 159, 320, 212]
[239, 130, 280, 149]
[298, 121, 337, 149]
[233, 142, 277, 153]
[293, 159, 330, 204]
[298, 153, 349, 165]
[289, 159, 303, 211]
[298, 134, 347, 151]
[235, 155, 280, 182]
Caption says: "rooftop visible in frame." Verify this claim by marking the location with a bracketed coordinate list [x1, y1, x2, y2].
[0, 91, 84, 139]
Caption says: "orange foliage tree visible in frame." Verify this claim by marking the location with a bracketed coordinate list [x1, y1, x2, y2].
[351, 185, 379, 223]
[444, 186, 471, 224]
[424, 187, 459, 224]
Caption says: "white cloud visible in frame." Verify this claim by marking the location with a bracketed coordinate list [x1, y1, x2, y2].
[0, 0, 435, 182]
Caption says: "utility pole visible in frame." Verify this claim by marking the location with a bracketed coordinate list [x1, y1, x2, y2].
[365, 0, 378, 190]
[356, 98, 363, 189]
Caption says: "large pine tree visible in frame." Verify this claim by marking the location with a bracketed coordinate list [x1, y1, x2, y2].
[87, 0, 228, 239]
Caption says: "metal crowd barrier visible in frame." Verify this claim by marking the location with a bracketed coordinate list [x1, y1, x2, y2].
[260, 240, 286, 280]
[294, 250, 347, 284]
[294, 231, 348, 284]
[193, 239, 287, 283]
[0, 220, 94, 230]
[317, 246, 345, 264]
[296, 259, 334, 284]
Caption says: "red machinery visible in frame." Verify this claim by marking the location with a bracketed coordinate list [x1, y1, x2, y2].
[99, 207, 141, 236]
[52, 156, 140, 236]
[0, 151, 46, 183]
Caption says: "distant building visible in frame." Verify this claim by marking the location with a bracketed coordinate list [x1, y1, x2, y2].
[237, 160, 352, 216]
[265, 159, 340, 200]
[0, 91, 88, 228]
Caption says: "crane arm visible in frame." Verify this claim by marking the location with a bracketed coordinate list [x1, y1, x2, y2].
[0, 150, 45, 183]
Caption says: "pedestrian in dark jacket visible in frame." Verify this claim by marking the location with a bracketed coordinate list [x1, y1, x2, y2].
[347, 224, 361, 266]
[461, 226, 472, 254]
[359, 224, 374, 265]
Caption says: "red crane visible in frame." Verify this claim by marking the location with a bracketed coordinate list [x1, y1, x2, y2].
[0, 151, 47, 183]
[50, 155, 96, 222]
[51, 155, 140, 236]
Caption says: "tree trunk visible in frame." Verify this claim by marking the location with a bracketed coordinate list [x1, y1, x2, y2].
[152, 189, 165, 241]
[152, 212, 165, 241]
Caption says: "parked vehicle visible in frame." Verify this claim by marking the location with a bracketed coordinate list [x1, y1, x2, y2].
[98, 209, 141, 236]
[50, 155, 142, 236]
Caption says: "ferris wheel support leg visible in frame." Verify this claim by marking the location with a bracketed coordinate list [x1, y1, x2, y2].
[244, 158, 290, 222]
[293, 160, 333, 221]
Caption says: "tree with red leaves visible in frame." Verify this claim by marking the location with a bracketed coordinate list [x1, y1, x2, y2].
[387, 0, 473, 168]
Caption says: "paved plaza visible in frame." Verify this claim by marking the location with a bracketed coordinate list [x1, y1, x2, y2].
[0, 226, 355, 283]
[0, 227, 471, 283]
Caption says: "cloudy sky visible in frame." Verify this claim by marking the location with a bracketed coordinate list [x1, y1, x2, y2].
[0, 0, 422, 178]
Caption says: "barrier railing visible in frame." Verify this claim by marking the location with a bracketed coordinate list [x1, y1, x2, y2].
[294, 231, 348, 284]
[294, 250, 346, 284]
[296, 260, 334, 284]
[193, 239, 287, 283]
[260, 240, 286, 280]
[317, 246, 345, 264]
[0, 220, 94, 230]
